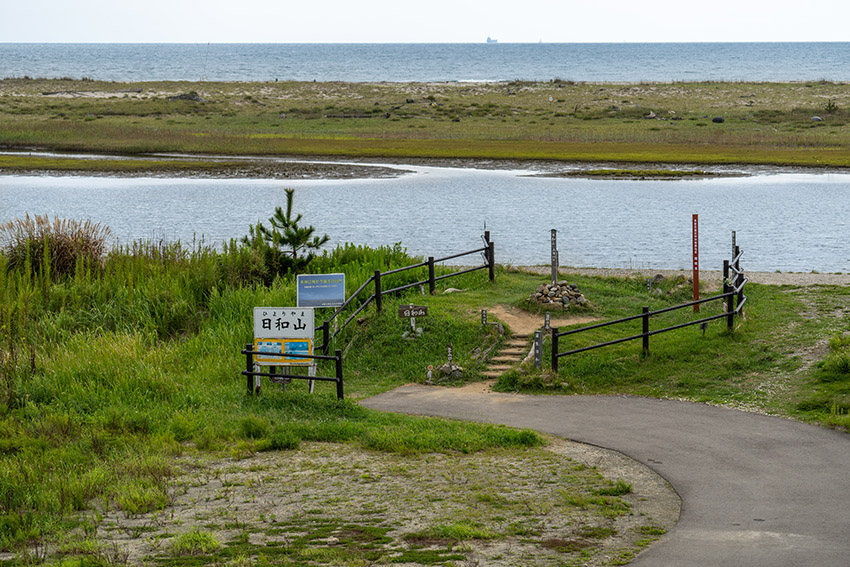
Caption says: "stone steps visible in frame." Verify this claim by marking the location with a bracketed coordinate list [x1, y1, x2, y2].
[481, 333, 532, 379]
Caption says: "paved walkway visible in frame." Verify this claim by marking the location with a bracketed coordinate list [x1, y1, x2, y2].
[362, 386, 850, 566]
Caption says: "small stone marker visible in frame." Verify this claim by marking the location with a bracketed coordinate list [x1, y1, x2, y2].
[544, 312, 551, 330]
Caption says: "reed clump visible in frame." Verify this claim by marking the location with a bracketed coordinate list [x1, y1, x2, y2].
[0, 214, 111, 278]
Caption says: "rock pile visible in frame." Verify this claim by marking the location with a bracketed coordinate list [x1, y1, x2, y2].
[529, 281, 589, 308]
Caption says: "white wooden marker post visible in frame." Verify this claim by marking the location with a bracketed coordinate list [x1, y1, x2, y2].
[551, 229, 559, 285]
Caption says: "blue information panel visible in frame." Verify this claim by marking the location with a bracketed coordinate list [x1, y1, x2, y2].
[297, 273, 346, 307]
[254, 338, 313, 366]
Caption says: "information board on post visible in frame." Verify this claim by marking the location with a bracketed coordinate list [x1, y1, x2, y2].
[253, 307, 315, 366]
[297, 273, 346, 308]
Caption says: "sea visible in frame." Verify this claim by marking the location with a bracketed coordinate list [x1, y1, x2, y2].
[3, 42, 850, 272]
[2, 42, 850, 83]
[3, 167, 849, 273]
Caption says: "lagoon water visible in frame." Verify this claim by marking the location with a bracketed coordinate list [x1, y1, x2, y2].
[3, 43, 850, 83]
[2, 165, 849, 273]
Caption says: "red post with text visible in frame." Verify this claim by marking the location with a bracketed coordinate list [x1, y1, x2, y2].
[692, 214, 699, 312]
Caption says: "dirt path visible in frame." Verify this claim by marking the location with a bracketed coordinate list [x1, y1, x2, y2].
[486, 304, 597, 335]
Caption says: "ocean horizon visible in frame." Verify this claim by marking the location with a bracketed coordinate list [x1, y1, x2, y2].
[2, 42, 849, 83]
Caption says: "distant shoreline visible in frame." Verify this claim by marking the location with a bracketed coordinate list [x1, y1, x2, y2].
[518, 266, 850, 285]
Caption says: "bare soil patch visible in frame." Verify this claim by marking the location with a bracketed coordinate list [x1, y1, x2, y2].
[487, 304, 598, 336]
[87, 440, 679, 566]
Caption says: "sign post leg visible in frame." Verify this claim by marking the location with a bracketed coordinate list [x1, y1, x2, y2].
[245, 343, 254, 396]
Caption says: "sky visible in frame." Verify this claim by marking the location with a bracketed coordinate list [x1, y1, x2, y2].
[3, 0, 850, 43]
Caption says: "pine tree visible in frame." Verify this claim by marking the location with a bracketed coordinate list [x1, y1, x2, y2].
[243, 188, 329, 279]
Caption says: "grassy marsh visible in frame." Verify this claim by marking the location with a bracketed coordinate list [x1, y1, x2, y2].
[2, 78, 850, 169]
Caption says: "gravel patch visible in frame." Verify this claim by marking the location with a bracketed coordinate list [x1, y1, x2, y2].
[86, 440, 679, 566]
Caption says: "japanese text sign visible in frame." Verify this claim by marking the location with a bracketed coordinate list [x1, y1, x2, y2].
[297, 273, 346, 307]
[398, 305, 428, 318]
[253, 307, 315, 340]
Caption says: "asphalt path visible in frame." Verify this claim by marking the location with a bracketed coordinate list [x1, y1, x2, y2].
[362, 386, 850, 566]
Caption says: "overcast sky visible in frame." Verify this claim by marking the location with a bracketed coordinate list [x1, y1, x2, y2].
[3, 0, 849, 43]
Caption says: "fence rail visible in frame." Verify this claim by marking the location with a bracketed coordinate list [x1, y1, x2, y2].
[241, 345, 344, 399]
[551, 248, 747, 371]
[317, 232, 495, 353]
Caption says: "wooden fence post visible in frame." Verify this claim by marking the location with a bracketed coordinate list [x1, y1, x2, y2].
[488, 240, 495, 282]
[335, 350, 344, 400]
[321, 320, 330, 355]
[551, 327, 559, 372]
[374, 270, 382, 312]
[724, 260, 734, 330]
[734, 246, 743, 317]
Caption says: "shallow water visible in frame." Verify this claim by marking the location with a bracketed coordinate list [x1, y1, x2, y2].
[2, 165, 849, 272]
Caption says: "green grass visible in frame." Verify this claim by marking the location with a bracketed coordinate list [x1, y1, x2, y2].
[2, 214, 849, 563]
[0, 155, 251, 175]
[495, 275, 803, 407]
[0, 236, 542, 556]
[170, 529, 221, 556]
[3, 78, 850, 167]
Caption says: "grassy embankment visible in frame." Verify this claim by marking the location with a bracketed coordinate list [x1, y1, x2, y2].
[1, 216, 679, 566]
[2, 213, 850, 564]
[2, 78, 850, 171]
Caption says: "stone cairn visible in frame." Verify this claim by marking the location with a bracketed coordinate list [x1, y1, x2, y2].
[529, 281, 589, 308]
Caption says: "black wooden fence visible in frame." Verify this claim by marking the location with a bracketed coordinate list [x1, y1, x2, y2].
[316, 232, 495, 354]
[241, 346, 344, 399]
[551, 247, 748, 371]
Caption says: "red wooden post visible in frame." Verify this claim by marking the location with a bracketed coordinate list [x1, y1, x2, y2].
[692, 214, 700, 312]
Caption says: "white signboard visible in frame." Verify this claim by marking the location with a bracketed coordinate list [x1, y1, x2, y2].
[253, 307, 315, 339]
[253, 307, 315, 367]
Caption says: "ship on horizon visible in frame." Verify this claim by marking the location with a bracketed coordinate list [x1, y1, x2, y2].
[486, 36, 498, 43]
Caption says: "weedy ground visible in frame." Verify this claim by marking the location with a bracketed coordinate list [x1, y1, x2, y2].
[82, 439, 677, 567]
